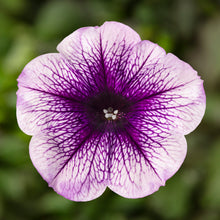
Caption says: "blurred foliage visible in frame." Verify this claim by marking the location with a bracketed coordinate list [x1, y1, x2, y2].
[0, 0, 220, 219]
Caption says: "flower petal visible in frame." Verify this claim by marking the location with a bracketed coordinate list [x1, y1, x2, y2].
[108, 131, 187, 198]
[29, 131, 110, 201]
[57, 21, 141, 92]
[124, 42, 206, 134]
[117, 40, 166, 95]
[17, 53, 89, 135]
[16, 20, 206, 202]
[98, 22, 141, 90]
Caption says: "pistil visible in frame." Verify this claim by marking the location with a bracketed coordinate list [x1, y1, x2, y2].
[103, 107, 119, 120]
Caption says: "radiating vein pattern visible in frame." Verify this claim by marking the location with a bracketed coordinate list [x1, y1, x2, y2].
[17, 21, 206, 201]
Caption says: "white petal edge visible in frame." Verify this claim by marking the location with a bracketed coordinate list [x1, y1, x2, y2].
[108, 132, 187, 199]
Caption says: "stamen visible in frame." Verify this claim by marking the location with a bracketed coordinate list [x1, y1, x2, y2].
[103, 109, 108, 114]
[103, 107, 118, 120]
[113, 110, 118, 114]
[108, 107, 113, 112]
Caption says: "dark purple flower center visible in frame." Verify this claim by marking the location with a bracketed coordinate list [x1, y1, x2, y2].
[84, 90, 132, 132]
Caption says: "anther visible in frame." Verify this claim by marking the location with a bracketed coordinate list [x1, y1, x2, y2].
[103, 107, 118, 120]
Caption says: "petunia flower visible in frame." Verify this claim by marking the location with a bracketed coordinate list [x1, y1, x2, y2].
[16, 21, 206, 201]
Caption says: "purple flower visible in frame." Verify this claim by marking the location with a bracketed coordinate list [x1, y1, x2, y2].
[16, 21, 206, 201]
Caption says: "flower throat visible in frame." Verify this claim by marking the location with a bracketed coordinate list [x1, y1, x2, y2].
[84, 91, 131, 131]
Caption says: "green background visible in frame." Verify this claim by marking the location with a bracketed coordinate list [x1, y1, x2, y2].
[0, 0, 220, 219]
